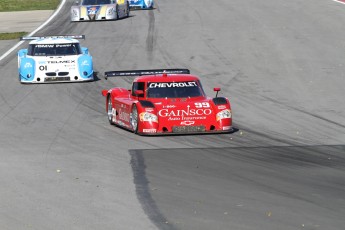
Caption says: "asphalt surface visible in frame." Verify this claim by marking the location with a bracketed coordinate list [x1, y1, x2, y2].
[1, 0, 345, 230]
[0, 10, 53, 33]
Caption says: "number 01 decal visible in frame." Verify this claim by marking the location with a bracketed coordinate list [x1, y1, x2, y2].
[195, 102, 210, 108]
[39, 65, 47, 71]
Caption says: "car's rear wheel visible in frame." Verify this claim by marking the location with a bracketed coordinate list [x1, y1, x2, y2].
[126, 2, 130, 17]
[116, 4, 119, 19]
[130, 104, 139, 133]
[107, 96, 115, 125]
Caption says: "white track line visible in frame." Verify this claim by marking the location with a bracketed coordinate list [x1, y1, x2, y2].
[0, 0, 67, 62]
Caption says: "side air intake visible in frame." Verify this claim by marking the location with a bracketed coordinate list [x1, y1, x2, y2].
[213, 97, 227, 105]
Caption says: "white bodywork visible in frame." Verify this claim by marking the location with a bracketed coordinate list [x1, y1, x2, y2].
[18, 37, 94, 83]
[71, 0, 129, 21]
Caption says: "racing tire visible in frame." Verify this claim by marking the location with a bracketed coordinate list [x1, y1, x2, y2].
[107, 96, 115, 125]
[126, 2, 130, 17]
[116, 4, 119, 20]
[130, 104, 139, 133]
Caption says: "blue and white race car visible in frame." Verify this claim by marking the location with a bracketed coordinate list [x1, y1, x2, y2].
[129, 0, 154, 9]
[18, 35, 94, 83]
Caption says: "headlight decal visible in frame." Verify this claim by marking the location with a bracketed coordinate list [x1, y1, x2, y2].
[139, 112, 158, 123]
[216, 109, 231, 121]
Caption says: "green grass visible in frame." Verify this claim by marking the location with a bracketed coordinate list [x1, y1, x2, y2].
[0, 32, 27, 40]
[0, 0, 60, 40]
[0, 0, 61, 12]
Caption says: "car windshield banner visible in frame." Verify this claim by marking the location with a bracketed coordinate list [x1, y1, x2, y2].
[148, 81, 197, 88]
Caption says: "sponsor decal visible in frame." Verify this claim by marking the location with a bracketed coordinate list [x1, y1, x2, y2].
[118, 109, 130, 122]
[218, 105, 226, 110]
[143, 129, 157, 133]
[222, 126, 232, 130]
[47, 60, 75, 64]
[81, 60, 89, 66]
[149, 81, 197, 88]
[145, 108, 154, 112]
[180, 121, 195, 126]
[56, 44, 72, 48]
[24, 62, 32, 68]
[159, 108, 212, 117]
[163, 105, 176, 109]
[158, 105, 211, 121]
[36, 44, 54, 48]
[87, 6, 100, 15]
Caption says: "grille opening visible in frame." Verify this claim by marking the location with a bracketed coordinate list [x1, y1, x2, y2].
[74, 76, 78, 80]
[162, 127, 169, 132]
[210, 125, 216, 130]
[46, 72, 56, 76]
[58, 72, 69, 76]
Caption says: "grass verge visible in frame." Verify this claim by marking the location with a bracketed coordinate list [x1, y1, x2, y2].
[0, 32, 27, 40]
[0, 0, 61, 12]
[0, 0, 60, 40]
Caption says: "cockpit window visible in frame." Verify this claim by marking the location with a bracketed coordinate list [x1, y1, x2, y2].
[147, 81, 203, 98]
[82, 0, 111, 5]
[132, 82, 145, 96]
[28, 43, 82, 56]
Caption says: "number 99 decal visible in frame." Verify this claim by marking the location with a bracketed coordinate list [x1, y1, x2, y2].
[195, 102, 210, 108]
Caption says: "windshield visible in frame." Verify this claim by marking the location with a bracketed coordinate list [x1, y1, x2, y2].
[147, 81, 203, 98]
[28, 43, 82, 56]
[82, 0, 111, 5]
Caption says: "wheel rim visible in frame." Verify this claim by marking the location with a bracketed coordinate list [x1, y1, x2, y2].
[107, 97, 113, 122]
[131, 105, 138, 131]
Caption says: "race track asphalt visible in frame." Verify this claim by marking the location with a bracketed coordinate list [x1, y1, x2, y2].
[0, 0, 345, 229]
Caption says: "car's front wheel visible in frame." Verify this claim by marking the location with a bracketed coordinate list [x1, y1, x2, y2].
[130, 104, 139, 133]
[107, 96, 116, 125]
[115, 4, 119, 19]
[126, 2, 130, 17]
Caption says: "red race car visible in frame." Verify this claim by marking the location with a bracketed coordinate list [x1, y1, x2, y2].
[101, 69, 233, 135]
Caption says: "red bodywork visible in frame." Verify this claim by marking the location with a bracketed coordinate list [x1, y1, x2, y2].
[102, 72, 233, 135]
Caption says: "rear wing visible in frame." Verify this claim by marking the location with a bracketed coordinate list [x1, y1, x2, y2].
[20, 35, 86, 41]
[104, 68, 190, 80]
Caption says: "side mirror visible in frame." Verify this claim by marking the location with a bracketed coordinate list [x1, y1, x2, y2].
[101, 90, 108, 97]
[135, 89, 144, 97]
[75, 1, 79, 5]
[213, 87, 221, 97]
[81, 47, 88, 55]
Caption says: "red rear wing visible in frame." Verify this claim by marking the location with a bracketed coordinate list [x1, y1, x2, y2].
[104, 69, 190, 80]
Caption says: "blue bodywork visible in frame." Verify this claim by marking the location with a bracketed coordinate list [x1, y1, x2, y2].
[18, 50, 36, 82]
[129, 0, 154, 9]
[78, 48, 93, 79]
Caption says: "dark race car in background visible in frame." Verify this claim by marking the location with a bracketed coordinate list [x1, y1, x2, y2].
[102, 69, 233, 135]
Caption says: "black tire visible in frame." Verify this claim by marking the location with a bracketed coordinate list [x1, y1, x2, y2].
[130, 104, 139, 133]
[126, 2, 130, 17]
[116, 4, 119, 19]
[107, 96, 116, 125]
